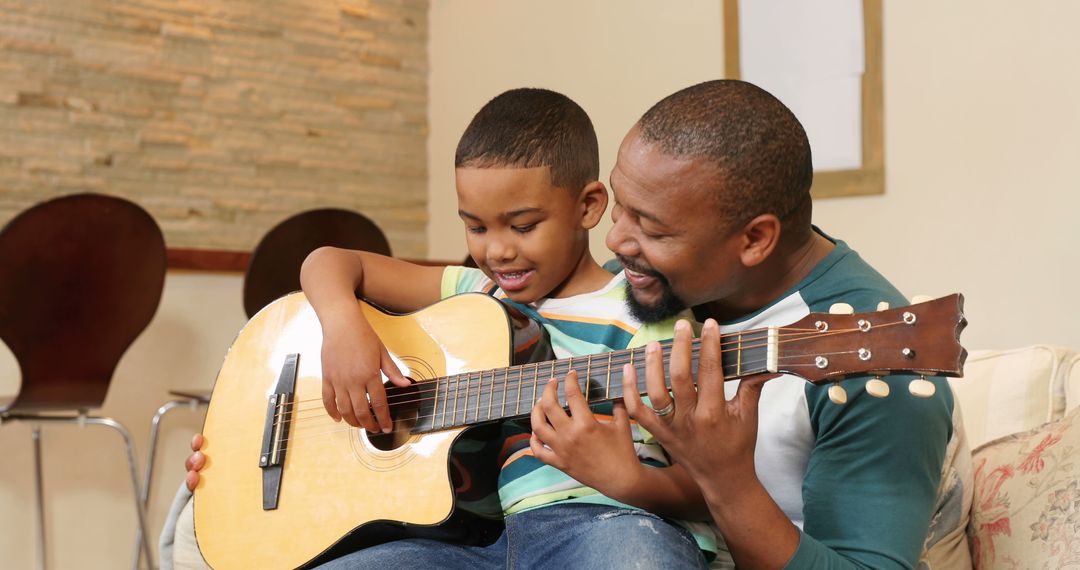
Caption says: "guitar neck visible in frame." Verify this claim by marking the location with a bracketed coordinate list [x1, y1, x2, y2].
[406, 329, 774, 433]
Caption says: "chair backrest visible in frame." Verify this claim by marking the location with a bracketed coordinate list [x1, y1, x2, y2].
[0, 193, 166, 412]
[242, 208, 391, 318]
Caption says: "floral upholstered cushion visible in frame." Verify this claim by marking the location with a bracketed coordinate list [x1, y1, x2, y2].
[969, 405, 1080, 568]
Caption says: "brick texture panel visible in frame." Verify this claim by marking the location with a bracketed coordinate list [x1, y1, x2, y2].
[0, 0, 429, 257]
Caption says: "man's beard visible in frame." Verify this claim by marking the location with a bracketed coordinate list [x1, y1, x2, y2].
[617, 257, 688, 323]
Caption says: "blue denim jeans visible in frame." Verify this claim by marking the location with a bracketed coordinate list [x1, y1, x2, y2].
[315, 503, 707, 569]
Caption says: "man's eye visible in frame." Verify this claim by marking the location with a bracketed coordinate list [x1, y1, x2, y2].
[512, 223, 537, 233]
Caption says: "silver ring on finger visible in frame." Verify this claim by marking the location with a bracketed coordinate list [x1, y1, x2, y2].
[651, 400, 675, 417]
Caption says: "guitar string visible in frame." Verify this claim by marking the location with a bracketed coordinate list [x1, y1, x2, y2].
[273, 343, 921, 449]
[274, 328, 915, 437]
[275, 320, 911, 419]
[274, 335, 934, 450]
[277, 321, 901, 413]
[276, 343, 924, 443]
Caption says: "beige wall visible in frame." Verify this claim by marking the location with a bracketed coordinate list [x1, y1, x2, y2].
[427, 0, 726, 264]
[428, 0, 1080, 351]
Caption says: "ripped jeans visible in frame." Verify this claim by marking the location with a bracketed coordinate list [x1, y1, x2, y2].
[315, 503, 708, 569]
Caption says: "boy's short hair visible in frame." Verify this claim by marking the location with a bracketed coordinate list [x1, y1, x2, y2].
[455, 88, 599, 192]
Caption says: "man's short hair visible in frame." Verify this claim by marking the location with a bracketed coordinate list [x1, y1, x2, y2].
[638, 80, 813, 228]
[455, 88, 599, 192]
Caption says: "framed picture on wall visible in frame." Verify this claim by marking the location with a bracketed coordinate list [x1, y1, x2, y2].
[723, 0, 884, 197]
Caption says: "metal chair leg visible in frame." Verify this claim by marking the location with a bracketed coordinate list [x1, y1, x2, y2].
[32, 425, 46, 570]
[132, 399, 194, 570]
[7, 414, 155, 570]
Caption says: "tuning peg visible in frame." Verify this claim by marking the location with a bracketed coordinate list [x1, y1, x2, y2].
[910, 295, 933, 305]
[876, 301, 890, 311]
[828, 302, 854, 315]
[865, 377, 890, 398]
[908, 377, 936, 398]
[828, 383, 848, 405]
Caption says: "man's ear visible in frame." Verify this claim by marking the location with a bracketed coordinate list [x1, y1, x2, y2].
[578, 181, 609, 230]
[739, 214, 781, 268]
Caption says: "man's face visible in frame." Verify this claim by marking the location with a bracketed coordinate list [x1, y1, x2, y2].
[605, 129, 744, 322]
[456, 166, 591, 303]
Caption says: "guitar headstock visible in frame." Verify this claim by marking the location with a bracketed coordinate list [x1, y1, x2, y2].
[778, 294, 967, 391]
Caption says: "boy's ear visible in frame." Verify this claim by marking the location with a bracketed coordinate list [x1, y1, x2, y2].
[578, 181, 608, 230]
[739, 214, 781, 268]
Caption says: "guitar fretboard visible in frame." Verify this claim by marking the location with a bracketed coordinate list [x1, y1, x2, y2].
[400, 328, 774, 434]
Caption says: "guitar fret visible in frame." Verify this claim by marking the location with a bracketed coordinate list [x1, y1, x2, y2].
[486, 369, 493, 423]
[605, 352, 613, 399]
[532, 362, 540, 407]
[501, 368, 509, 418]
[433, 376, 441, 430]
[737, 332, 743, 376]
[585, 354, 592, 402]
[464, 373, 471, 426]
[516, 366, 523, 416]
[451, 374, 459, 427]
[475, 371, 483, 424]
[566, 357, 574, 407]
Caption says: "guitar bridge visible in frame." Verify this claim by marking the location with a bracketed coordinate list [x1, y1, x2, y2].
[259, 353, 298, 510]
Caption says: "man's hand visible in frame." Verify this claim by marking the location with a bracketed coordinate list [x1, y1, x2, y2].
[621, 319, 770, 484]
[319, 309, 411, 433]
[530, 371, 644, 498]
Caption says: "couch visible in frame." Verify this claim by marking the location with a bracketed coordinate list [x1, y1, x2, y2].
[951, 345, 1080, 569]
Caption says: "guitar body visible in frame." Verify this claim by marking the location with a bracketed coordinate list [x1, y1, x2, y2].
[194, 293, 513, 569]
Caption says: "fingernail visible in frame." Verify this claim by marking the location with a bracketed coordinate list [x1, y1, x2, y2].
[382, 427, 392, 434]
[647, 342, 659, 353]
[675, 319, 689, 332]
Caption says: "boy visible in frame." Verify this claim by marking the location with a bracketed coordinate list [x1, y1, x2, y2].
[170, 88, 712, 569]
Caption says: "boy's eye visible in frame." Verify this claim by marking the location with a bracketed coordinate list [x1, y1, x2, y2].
[467, 226, 486, 234]
[512, 223, 537, 233]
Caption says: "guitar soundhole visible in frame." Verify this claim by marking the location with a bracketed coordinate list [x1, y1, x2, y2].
[366, 381, 420, 452]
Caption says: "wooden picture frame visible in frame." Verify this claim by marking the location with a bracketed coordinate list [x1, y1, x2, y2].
[723, 0, 884, 198]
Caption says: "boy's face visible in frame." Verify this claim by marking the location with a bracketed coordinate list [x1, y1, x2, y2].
[456, 166, 595, 303]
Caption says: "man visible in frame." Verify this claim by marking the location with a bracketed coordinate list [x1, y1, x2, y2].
[532, 79, 971, 569]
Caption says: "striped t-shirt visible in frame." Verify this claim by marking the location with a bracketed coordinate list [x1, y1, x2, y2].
[440, 266, 718, 555]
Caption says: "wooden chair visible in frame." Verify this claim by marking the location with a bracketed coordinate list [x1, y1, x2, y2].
[0, 193, 166, 569]
[140, 207, 392, 565]
[243, 207, 391, 318]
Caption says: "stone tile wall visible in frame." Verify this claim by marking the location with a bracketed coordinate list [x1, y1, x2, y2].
[0, 0, 429, 257]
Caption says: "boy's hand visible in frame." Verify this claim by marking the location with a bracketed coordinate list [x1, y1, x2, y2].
[185, 433, 205, 492]
[320, 308, 410, 433]
[529, 371, 643, 498]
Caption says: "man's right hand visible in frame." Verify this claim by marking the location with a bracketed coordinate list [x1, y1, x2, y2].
[319, 309, 411, 433]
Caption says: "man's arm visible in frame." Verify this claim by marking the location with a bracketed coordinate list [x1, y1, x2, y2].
[624, 319, 952, 569]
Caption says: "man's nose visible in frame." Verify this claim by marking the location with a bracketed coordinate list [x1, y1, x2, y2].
[605, 217, 638, 258]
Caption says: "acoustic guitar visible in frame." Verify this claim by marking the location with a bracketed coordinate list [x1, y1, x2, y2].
[194, 292, 967, 569]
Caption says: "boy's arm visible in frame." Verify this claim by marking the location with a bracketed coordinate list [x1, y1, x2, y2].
[299, 247, 446, 432]
[529, 372, 710, 521]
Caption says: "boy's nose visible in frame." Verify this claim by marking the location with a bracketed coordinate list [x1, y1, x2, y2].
[487, 239, 516, 263]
